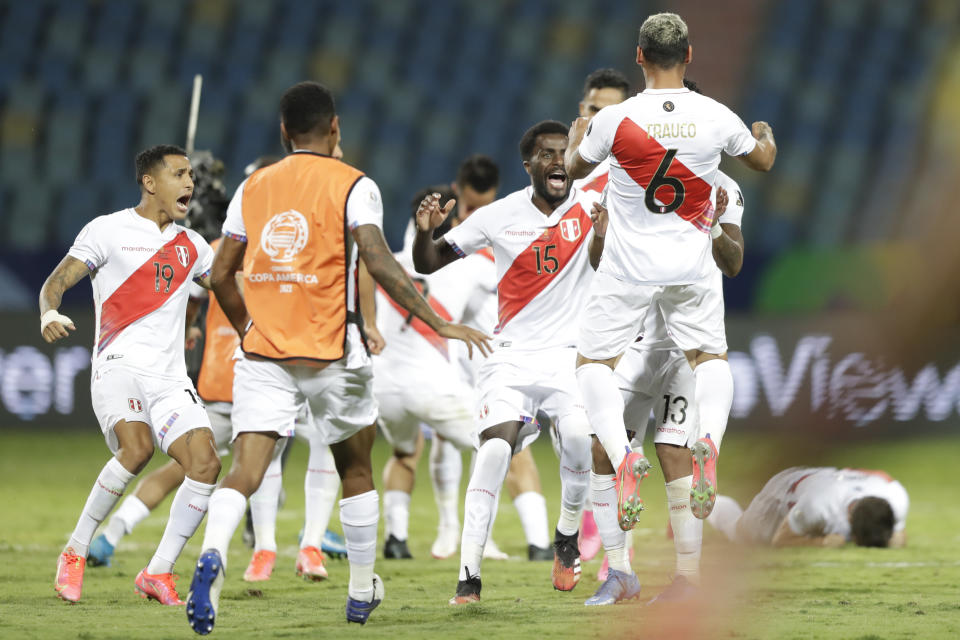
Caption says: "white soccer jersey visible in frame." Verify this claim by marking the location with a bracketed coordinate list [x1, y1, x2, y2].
[573, 158, 611, 193]
[635, 171, 745, 352]
[443, 186, 601, 350]
[68, 208, 214, 377]
[579, 88, 755, 285]
[786, 468, 909, 539]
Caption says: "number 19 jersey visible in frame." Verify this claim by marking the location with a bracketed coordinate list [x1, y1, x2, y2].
[68, 208, 214, 378]
[579, 88, 756, 285]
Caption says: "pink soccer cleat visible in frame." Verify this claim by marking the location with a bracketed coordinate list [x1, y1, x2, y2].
[296, 546, 328, 581]
[578, 511, 602, 562]
[691, 436, 719, 519]
[134, 568, 185, 605]
[243, 550, 276, 582]
[615, 449, 652, 531]
[55, 550, 86, 603]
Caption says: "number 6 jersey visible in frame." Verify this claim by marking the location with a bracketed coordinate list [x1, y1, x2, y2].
[442, 186, 601, 351]
[578, 87, 756, 285]
[68, 208, 214, 377]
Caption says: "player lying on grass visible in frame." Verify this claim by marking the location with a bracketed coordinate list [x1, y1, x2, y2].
[707, 467, 908, 548]
[41, 145, 222, 605]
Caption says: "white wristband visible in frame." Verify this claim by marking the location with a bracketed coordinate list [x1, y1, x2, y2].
[710, 223, 723, 240]
[41, 309, 74, 332]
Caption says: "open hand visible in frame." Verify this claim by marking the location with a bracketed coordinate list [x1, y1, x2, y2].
[437, 323, 492, 359]
[416, 193, 456, 233]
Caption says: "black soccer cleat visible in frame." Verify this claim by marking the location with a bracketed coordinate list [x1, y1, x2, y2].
[528, 544, 553, 561]
[383, 534, 413, 559]
[552, 529, 582, 591]
[449, 570, 481, 605]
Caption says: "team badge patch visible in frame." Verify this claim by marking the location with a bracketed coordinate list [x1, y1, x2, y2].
[128, 398, 143, 412]
[663, 101, 675, 112]
[559, 218, 581, 242]
[175, 245, 190, 268]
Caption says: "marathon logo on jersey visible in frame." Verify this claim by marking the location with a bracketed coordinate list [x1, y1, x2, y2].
[128, 398, 143, 413]
[559, 218, 582, 242]
[175, 245, 191, 268]
[261, 210, 309, 262]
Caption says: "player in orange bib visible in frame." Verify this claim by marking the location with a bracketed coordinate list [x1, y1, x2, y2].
[185, 81, 490, 633]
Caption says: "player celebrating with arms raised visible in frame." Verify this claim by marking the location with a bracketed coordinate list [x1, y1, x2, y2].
[42, 145, 222, 605]
[565, 13, 776, 541]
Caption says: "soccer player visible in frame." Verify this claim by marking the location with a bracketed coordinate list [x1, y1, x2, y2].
[707, 468, 908, 548]
[185, 81, 490, 633]
[414, 120, 605, 603]
[564, 13, 776, 537]
[41, 145, 221, 605]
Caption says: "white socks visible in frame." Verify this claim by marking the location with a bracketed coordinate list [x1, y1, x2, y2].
[513, 491, 549, 548]
[666, 475, 702, 582]
[249, 454, 284, 553]
[576, 364, 631, 469]
[201, 488, 247, 570]
[694, 359, 733, 447]
[557, 417, 592, 536]
[147, 477, 215, 574]
[102, 495, 150, 546]
[302, 443, 340, 549]
[707, 495, 743, 542]
[384, 490, 411, 541]
[340, 490, 379, 600]
[460, 438, 511, 580]
[67, 457, 135, 556]
[429, 438, 461, 533]
[591, 472, 630, 573]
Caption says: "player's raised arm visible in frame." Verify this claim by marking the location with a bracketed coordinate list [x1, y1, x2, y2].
[411, 193, 462, 274]
[39, 255, 88, 343]
[588, 201, 607, 270]
[738, 121, 777, 172]
[209, 235, 249, 337]
[710, 186, 745, 277]
[354, 223, 491, 358]
[564, 116, 597, 180]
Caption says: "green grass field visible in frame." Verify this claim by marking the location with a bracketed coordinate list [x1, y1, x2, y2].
[1, 428, 958, 639]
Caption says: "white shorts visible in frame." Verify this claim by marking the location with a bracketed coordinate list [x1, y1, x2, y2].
[231, 355, 378, 445]
[375, 378, 475, 454]
[737, 467, 811, 545]
[476, 346, 591, 455]
[578, 269, 727, 360]
[205, 402, 235, 457]
[615, 347, 698, 448]
[90, 366, 212, 455]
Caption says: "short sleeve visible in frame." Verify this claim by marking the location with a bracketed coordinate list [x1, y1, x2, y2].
[720, 106, 757, 157]
[578, 106, 619, 164]
[715, 173, 744, 229]
[787, 494, 827, 536]
[221, 179, 248, 242]
[345, 176, 384, 230]
[192, 234, 214, 283]
[442, 205, 493, 258]
[67, 218, 108, 271]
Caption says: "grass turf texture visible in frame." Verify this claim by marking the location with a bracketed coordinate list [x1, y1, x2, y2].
[0, 428, 958, 639]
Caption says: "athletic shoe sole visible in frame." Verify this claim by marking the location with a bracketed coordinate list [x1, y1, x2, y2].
[691, 439, 718, 519]
[617, 452, 651, 530]
[186, 551, 223, 636]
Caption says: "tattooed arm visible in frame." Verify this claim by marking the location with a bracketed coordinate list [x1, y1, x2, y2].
[39, 256, 90, 343]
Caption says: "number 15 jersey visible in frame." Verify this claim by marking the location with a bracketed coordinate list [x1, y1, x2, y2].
[68, 208, 214, 377]
[442, 186, 600, 351]
[579, 88, 756, 285]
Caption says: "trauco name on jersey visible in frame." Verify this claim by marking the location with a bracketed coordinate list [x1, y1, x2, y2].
[247, 209, 318, 292]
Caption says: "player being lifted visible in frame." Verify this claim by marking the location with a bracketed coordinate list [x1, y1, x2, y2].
[565, 13, 776, 543]
[414, 121, 605, 603]
[41, 145, 221, 605]
[184, 82, 489, 633]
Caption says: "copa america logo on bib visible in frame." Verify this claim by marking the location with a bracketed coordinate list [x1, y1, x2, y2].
[175, 245, 190, 268]
[559, 218, 581, 242]
[261, 210, 309, 262]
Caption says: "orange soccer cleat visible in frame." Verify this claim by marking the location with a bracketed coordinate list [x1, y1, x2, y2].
[690, 436, 719, 519]
[295, 546, 328, 581]
[243, 550, 276, 582]
[551, 529, 582, 591]
[135, 569, 185, 605]
[615, 449, 652, 531]
[55, 550, 86, 603]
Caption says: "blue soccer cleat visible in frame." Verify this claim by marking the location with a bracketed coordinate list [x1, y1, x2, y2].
[584, 568, 642, 606]
[186, 549, 224, 635]
[87, 534, 115, 567]
[322, 530, 348, 559]
[346, 574, 384, 624]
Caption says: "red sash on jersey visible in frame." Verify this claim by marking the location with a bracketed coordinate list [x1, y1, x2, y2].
[495, 205, 592, 333]
[611, 118, 713, 230]
[581, 172, 609, 193]
[378, 282, 454, 359]
[98, 232, 198, 353]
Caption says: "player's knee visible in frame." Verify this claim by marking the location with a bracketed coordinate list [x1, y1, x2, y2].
[117, 438, 155, 473]
[187, 448, 221, 484]
[562, 433, 593, 468]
